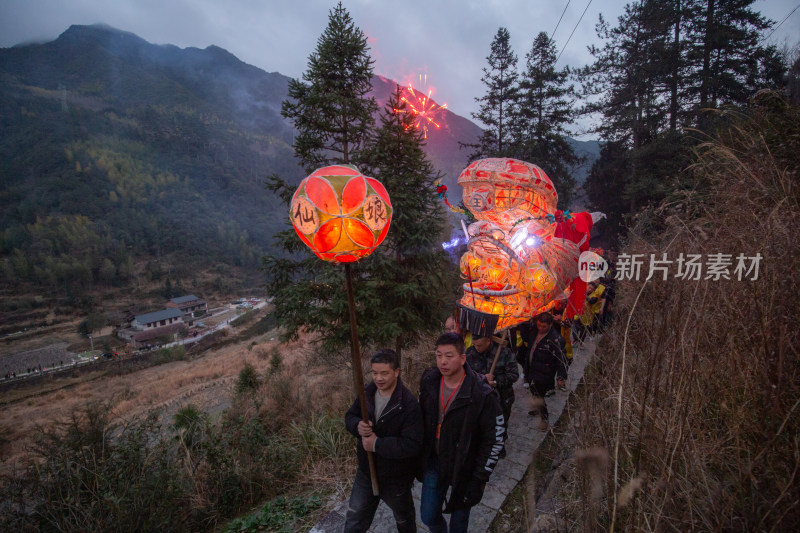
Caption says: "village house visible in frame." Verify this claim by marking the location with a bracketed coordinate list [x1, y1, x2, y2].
[132, 308, 184, 330]
[118, 308, 187, 347]
[166, 295, 207, 318]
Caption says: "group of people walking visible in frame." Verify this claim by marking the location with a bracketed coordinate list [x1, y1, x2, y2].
[342, 333, 503, 533]
[340, 286, 616, 532]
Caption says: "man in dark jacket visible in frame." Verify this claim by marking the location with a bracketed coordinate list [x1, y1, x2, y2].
[344, 349, 423, 533]
[519, 312, 568, 431]
[418, 332, 504, 533]
[465, 332, 519, 455]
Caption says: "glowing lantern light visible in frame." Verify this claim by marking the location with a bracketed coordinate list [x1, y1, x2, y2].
[288, 164, 392, 497]
[456, 158, 593, 331]
[290, 165, 392, 263]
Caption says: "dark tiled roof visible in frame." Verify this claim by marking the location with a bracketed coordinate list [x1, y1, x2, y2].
[170, 295, 201, 304]
[135, 308, 183, 324]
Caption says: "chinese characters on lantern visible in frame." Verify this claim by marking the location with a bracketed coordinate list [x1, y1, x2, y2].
[289, 165, 392, 263]
[363, 195, 388, 230]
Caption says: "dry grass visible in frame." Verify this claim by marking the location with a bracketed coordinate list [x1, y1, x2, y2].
[550, 93, 800, 531]
[1, 317, 446, 531]
[0, 326, 312, 476]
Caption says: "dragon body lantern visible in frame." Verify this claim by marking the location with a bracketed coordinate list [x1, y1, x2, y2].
[457, 158, 593, 332]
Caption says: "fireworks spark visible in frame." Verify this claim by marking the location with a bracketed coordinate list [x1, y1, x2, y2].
[395, 74, 447, 139]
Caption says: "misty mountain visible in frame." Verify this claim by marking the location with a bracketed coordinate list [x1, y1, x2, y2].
[1, 24, 303, 285]
[0, 24, 596, 294]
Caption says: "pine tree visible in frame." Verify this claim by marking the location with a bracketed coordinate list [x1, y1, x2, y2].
[663, 0, 692, 132]
[685, 0, 784, 126]
[579, 2, 693, 232]
[360, 86, 455, 358]
[163, 278, 173, 299]
[580, 0, 786, 242]
[280, 1, 377, 172]
[583, 140, 629, 244]
[471, 27, 519, 160]
[263, 2, 377, 355]
[262, 7, 456, 356]
[581, 4, 668, 149]
[515, 32, 579, 207]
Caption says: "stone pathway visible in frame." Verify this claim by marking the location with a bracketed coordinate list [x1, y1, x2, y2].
[310, 337, 597, 533]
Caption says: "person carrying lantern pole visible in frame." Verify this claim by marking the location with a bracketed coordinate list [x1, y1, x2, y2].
[465, 329, 518, 458]
[343, 349, 423, 533]
[287, 164, 395, 495]
[550, 298, 574, 366]
[576, 280, 605, 343]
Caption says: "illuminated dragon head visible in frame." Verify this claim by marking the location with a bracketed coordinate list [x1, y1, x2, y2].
[457, 158, 580, 331]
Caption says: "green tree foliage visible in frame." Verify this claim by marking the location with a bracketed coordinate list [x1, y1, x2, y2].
[471, 27, 519, 159]
[787, 46, 800, 104]
[263, 3, 378, 356]
[77, 312, 107, 336]
[236, 363, 261, 395]
[264, 12, 454, 357]
[280, 1, 377, 172]
[173, 404, 208, 451]
[580, 0, 787, 243]
[359, 87, 455, 357]
[1, 397, 340, 531]
[1, 25, 301, 294]
[99, 257, 116, 285]
[582, 5, 666, 149]
[162, 278, 174, 299]
[513, 32, 579, 207]
[686, 0, 783, 120]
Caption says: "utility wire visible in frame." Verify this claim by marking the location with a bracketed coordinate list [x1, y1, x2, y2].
[557, 0, 594, 64]
[550, 1, 571, 42]
[759, 1, 800, 45]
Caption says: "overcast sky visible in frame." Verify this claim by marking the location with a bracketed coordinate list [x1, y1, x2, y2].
[1, 0, 797, 128]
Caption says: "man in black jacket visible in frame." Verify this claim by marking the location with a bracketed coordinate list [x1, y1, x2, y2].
[465, 332, 519, 455]
[418, 332, 504, 533]
[344, 349, 423, 533]
[519, 312, 568, 431]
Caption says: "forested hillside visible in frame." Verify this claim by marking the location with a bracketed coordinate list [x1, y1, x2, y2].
[0, 24, 305, 299]
[0, 24, 505, 301]
[579, 0, 791, 245]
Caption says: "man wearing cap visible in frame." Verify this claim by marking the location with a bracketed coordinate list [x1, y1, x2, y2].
[465, 332, 518, 456]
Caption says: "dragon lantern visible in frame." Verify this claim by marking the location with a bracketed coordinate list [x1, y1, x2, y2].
[457, 158, 598, 332]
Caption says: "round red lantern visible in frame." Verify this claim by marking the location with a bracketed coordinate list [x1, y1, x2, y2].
[290, 165, 392, 262]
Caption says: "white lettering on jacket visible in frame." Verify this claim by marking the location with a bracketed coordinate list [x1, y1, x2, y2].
[485, 414, 505, 472]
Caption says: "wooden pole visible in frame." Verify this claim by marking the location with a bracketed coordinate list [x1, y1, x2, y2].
[488, 329, 511, 377]
[344, 263, 380, 496]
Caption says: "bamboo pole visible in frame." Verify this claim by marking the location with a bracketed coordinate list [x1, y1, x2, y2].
[344, 263, 379, 496]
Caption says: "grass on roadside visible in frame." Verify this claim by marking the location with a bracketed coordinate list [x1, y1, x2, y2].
[488, 383, 583, 533]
